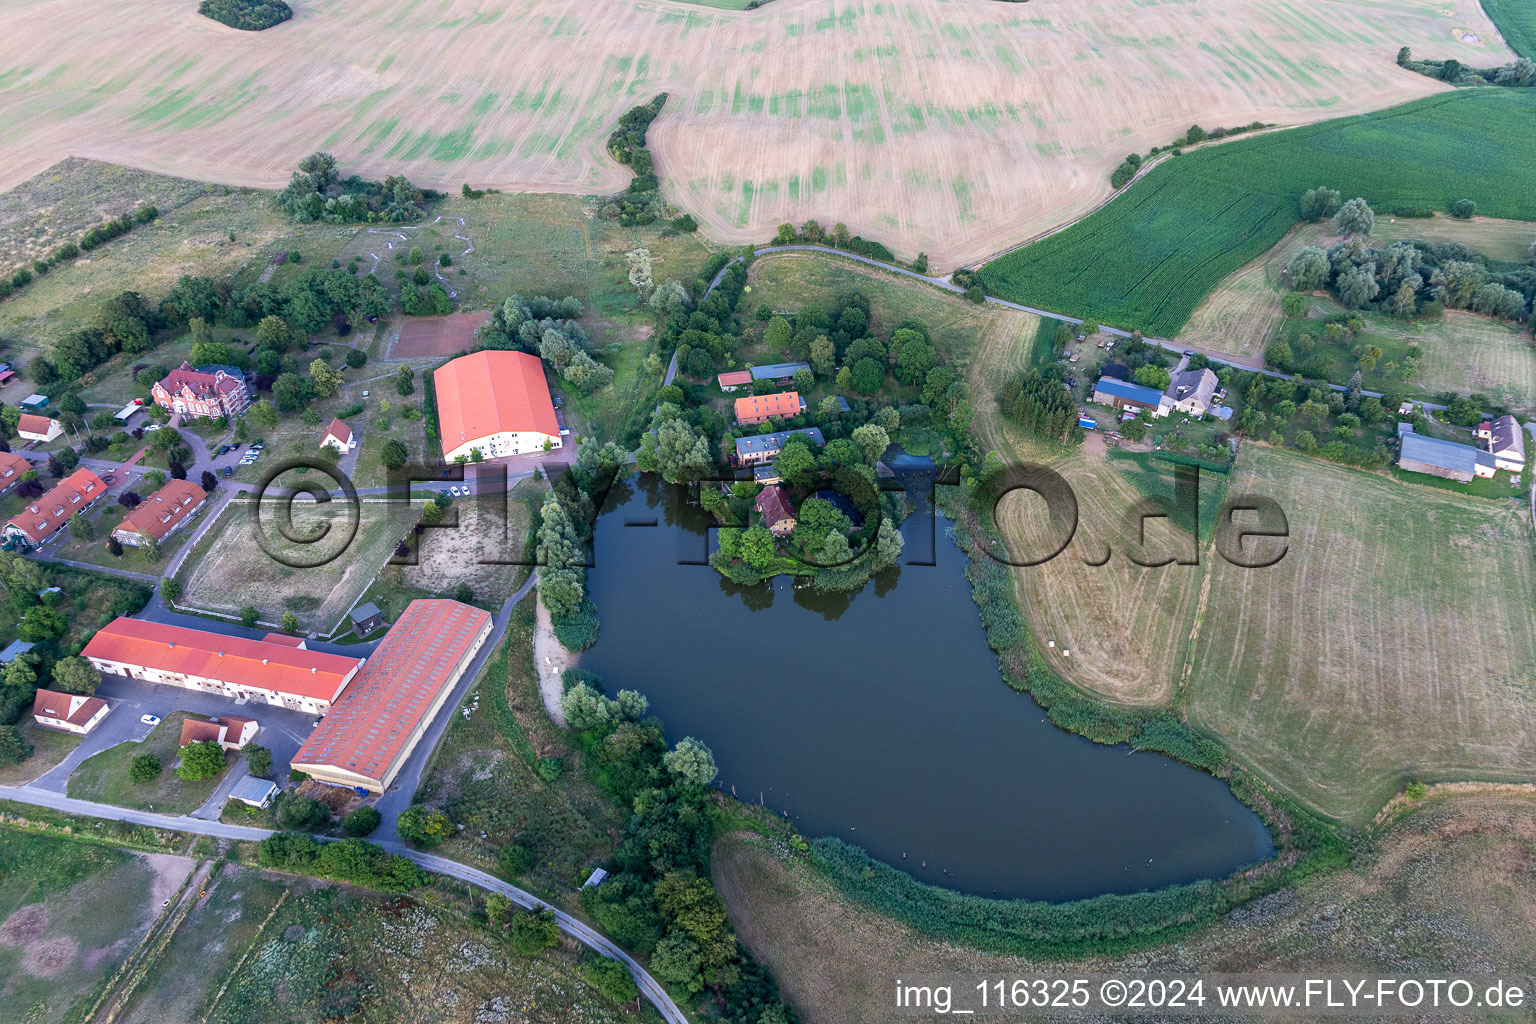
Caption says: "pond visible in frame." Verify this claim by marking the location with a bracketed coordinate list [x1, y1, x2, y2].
[580, 477, 1272, 902]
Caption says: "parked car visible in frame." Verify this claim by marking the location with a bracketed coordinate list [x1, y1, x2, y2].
[143, 423, 161, 433]
[141, 714, 160, 726]
[450, 485, 464, 496]
[221, 466, 232, 477]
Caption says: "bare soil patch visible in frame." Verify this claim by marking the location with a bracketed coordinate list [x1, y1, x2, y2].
[22, 937, 79, 978]
[0, 904, 49, 946]
[390, 311, 490, 359]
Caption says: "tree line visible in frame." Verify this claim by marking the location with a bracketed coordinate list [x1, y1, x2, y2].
[0, 205, 156, 304]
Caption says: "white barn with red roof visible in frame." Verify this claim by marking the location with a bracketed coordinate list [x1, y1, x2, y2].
[433, 350, 561, 462]
[321, 418, 356, 453]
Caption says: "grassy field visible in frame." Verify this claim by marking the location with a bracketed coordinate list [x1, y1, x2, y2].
[67, 712, 229, 814]
[1372, 211, 1536, 263]
[0, 832, 195, 1024]
[713, 792, 1536, 1024]
[1186, 446, 1536, 825]
[0, 0, 1490, 269]
[979, 89, 1536, 337]
[177, 498, 407, 632]
[0, 723, 78, 787]
[1482, 0, 1536, 58]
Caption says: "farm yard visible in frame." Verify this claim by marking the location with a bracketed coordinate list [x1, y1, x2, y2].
[980, 89, 1536, 337]
[0, 0, 1503, 270]
[1185, 445, 1536, 826]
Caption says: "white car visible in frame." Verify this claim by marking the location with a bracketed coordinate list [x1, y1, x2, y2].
[141, 714, 161, 726]
[450, 485, 464, 496]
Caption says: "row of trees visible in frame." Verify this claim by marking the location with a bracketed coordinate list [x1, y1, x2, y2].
[0, 205, 156, 303]
[1397, 47, 1536, 88]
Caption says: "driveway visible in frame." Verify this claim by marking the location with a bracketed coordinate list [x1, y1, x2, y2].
[30, 703, 157, 794]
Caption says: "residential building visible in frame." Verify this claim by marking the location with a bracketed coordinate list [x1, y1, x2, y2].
[1163, 366, 1219, 416]
[1397, 424, 1496, 483]
[0, 451, 28, 496]
[348, 602, 386, 636]
[321, 418, 356, 453]
[433, 350, 561, 462]
[1476, 414, 1526, 473]
[750, 362, 811, 384]
[717, 370, 753, 392]
[733, 428, 825, 467]
[754, 485, 797, 536]
[3, 468, 108, 549]
[151, 363, 253, 420]
[81, 618, 364, 716]
[32, 689, 110, 735]
[735, 391, 806, 426]
[179, 714, 258, 750]
[17, 414, 63, 443]
[229, 776, 279, 809]
[1090, 378, 1165, 416]
[112, 479, 206, 547]
[291, 599, 493, 793]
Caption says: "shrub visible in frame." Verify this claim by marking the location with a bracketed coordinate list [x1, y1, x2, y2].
[344, 806, 383, 836]
[177, 740, 227, 782]
[397, 803, 452, 847]
[498, 844, 533, 877]
[582, 956, 640, 1003]
[511, 908, 561, 955]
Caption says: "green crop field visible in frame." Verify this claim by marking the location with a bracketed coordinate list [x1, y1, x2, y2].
[979, 90, 1536, 338]
[1482, 0, 1536, 59]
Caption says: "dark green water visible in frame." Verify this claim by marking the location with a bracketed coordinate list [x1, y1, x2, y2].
[581, 477, 1272, 901]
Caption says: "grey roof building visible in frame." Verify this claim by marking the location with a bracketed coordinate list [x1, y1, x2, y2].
[1165, 367, 1219, 415]
[750, 362, 812, 382]
[734, 427, 825, 465]
[1397, 426, 1495, 484]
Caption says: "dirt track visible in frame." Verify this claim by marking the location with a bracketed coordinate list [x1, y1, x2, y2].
[0, 0, 1511, 268]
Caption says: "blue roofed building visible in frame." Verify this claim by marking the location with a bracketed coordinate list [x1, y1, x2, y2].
[1091, 377, 1166, 416]
[750, 362, 812, 383]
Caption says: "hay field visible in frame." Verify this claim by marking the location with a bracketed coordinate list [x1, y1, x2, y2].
[1186, 445, 1536, 826]
[713, 793, 1536, 1024]
[1372, 212, 1536, 264]
[0, 0, 1501, 270]
[1412, 311, 1536, 411]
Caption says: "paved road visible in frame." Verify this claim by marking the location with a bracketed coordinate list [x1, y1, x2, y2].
[0, 781, 687, 1023]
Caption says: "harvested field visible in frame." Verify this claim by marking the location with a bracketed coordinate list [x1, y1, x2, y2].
[1186, 445, 1536, 826]
[1412, 312, 1536, 411]
[390, 311, 489, 359]
[713, 792, 1536, 1024]
[0, 0, 1501, 269]
[1372, 211, 1536, 264]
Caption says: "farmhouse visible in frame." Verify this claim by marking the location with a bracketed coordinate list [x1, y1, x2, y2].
[433, 350, 561, 462]
[81, 618, 364, 716]
[290, 599, 492, 793]
[320, 418, 356, 453]
[754, 485, 797, 536]
[1476, 415, 1526, 473]
[0, 451, 28, 496]
[3, 468, 108, 549]
[1396, 424, 1495, 483]
[717, 370, 753, 392]
[31, 689, 110, 735]
[112, 479, 206, 547]
[735, 391, 806, 426]
[750, 362, 811, 384]
[1163, 367, 1219, 416]
[1091, 377, 1165, 417]
[179, 714, 257, 751]
[16, 414, 62, 443]
[151, 363, 253, 420]
[733, 428, 824, 467]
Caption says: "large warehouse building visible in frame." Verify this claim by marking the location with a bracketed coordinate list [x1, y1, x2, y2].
[290, 599, 493, 793]
[81, 619, 364, 716]
[433, 350, 561, 462]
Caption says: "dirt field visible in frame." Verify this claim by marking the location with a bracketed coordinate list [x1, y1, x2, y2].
[390, 311, 490, 358]
[713, 791, 1536, 1024]
[1186, 445, 1536, 826]
[401, 485, 539, 602]
[0, 0, 1502, 269]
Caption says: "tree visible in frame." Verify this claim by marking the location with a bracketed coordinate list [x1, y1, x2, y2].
[1287, 246, 1330, 291]
[271, 373, 313, 413]
[106, 535, 124, 557]
[772, 443, 817, 488]
[1336, 264, 1380, 308]
[161, 577, 182, 602]
[309, 358, 344, 400]
[498, 844, 533, 877]
[420, 500, 444, 525]
[246, 744, 273, 778]
[397, 804, 451, 846]
[511, 908, 561, 955]
[1334, 197, 1374, 237]
[762, 316, 792, 351]
[663, 737, 718, 787]
[1451, 198, 1477, 219]
[177, 740, 227, 781]
[395, 366, 414, 396]
[67, 513, 95, 541]
[250, 399, 280, 432]
[1280, 292, 1306, 317]
[1299, 186, 1342, 222]
[345, 348, 367, 368]
[240, 606, 260, 627]
[344, 806, 382, 836]
[650, 931, 705, 993]
[637, 412, 711, 483]
[19, 605, 68, 642]
[582, 957, 639, 1004]
[129, 752, 162, 782]
[850, 423, 890, 464]
[256, 315, 293, 352]
[1133, 365, 1171, 391]
[1390, 280, 1417, 317]
[453, 582, 474, 603]
[52, 657, 101, 695]
[280, 611, 300, 633]
[276, 793, 331, 830]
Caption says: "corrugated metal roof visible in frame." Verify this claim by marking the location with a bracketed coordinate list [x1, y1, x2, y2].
[1093, 378, 1165, 405]
[1399, 432, 1479, 475]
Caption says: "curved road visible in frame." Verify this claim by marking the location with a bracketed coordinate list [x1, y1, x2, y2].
[0, 783, 688, 1024]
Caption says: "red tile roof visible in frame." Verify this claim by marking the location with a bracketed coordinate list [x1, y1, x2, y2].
[180, 718, 226, 746]
[32, 689, 107, 728]
[293, 599, 491, 786]
[157, 362, 245, 401]
[6, 468, 107, 544]
[322, 418, 352, 445]
[717, 370, 753, 387]
[754, 485, 796, 526]
[81, 618, 362, 702]
[735, 391, 803, 423]
[433, 351, 559, 457]
[259, 632, 307, 648]
[0, 451, 28, 490]
[17, 413, 56, 436]
[114, 479, 206, 541]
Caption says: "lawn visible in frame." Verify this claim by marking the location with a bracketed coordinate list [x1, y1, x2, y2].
[176, 497, 407, 633]
[1185, 445, 1536, 826]
[0, 831, 196, 1024]
[67, 712, 229, 814]
[0, 723, 79, 787]
[1482, 0, 1536, 59]
[979, 89, 1536, 337]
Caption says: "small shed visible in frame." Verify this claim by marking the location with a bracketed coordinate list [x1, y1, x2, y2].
[20, 394, 48, 411]
[229, 776, 279, 809]
[581, 867, 609, 889]
[0, 639, 35, 664]
[349, 602, 386, 636]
